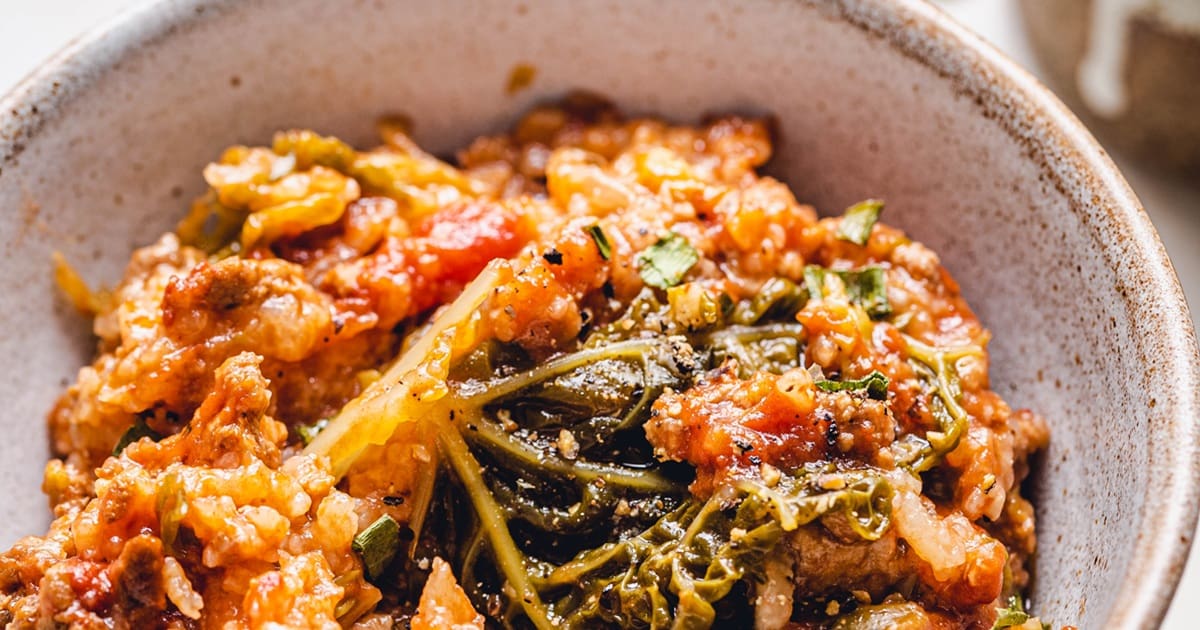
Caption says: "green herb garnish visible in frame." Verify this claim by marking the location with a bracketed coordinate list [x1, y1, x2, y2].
[638, 232, 699, 289]
[804, 265, 892, 319]
[586, 225, 612, 261]
[816, 370, 889, 400]
[840, 267, 890, 319]
[991, 595, 1049, 629]
[352, 515, 401, 580]
[113, 417, 164, 456]
[836, 199, 884, 246]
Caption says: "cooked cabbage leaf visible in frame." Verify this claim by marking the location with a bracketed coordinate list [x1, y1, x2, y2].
[303, 262, 503, 478]
[534, 467, 893, 628]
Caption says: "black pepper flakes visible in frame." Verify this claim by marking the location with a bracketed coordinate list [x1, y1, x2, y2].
[542, 248, 564, 265]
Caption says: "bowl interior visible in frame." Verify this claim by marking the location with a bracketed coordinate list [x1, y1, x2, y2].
[0, 1, 1195, 628]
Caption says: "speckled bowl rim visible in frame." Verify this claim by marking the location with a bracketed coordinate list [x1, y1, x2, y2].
[1, 1, 1197, 628]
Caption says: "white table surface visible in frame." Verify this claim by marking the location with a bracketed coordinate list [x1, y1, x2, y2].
[1, 0, 1197, 626]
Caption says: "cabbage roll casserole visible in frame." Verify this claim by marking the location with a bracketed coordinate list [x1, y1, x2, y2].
[1, 96, 1051, 629]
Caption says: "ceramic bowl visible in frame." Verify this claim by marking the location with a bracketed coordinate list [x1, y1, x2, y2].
[0, 0, 1196, 627]
[1019, 0, 1200, 175]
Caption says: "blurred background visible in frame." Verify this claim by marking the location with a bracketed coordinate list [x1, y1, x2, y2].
[0, 0, 1196, 625]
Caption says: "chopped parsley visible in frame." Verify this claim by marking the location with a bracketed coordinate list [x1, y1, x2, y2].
[804, 265, 892, 320]
[638, 232, 699, 289]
